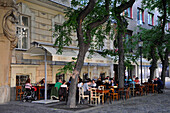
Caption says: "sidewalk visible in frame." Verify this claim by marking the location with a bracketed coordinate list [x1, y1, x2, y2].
[1, 89, 170, 113]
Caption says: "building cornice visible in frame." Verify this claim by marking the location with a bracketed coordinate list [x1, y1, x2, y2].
[24, 0, 69, 13]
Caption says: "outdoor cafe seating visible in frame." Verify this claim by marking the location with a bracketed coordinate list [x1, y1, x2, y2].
[16, 86, 24, 100]
[90, 88, 100, 105]
[16, 83, 55, 101]
[78, 87, 89, 104]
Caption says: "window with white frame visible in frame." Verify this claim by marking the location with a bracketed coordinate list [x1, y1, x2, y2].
[148, 13, 154, 25]
[137, 8, 144, 25]
[16, 15, 29, 49]
[165, 23, 170, 31]
[157, 16, 162, 25]
[125, 7, 132, 18]
[16, 75, 29, 86]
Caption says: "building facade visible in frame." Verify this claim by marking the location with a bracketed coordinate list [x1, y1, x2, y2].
[124, 0, 170, 81]
[9, 0, 169, 100]
[10, 0, 114, 100]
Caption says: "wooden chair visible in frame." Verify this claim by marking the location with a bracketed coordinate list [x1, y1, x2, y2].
[142, 82, 149, 94]
[135, 84, 143, 96]
[110, 88, 118, 101]
[78, 87, 89, 104]
[100, 85, 106, 89]
[16, 86, 24, 100]
[118, 88, 125, 100]
[90, 88, 100, 105]
[148, 83, 154, 93]
[98, 86, 104, 104]
[125, 87, 130, 99]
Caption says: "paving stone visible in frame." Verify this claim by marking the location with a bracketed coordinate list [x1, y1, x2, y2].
[1, 89, 170, 113]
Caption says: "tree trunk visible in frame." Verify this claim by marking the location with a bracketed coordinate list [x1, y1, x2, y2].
[161, 48, 169, 88]
[149, 47, 158, 80]
[160, 0, 168, 88]
[67, 47, 88, 108]
[116, 16, 125, 88]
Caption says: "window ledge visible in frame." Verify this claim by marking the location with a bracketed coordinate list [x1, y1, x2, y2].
[125, 16, 133, 20]
[15, 48, 28, 51]
[148, 24, 154, 26]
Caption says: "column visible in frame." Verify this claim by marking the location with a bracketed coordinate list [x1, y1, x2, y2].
[0, 0, 19, 103]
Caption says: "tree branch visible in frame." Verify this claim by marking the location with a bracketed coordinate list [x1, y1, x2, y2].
[116, 0, 135, 13]
[85, 0, 110, 48]
[161, 0, 167, 34]
[76, 0, 97, 48]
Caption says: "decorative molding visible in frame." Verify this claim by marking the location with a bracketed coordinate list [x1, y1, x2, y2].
[52, 14, 66, 43]
[0, 0, 17, 8]
[2, 6, 19, 50]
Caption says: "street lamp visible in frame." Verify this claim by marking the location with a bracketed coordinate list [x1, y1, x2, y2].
[139, 40, 143, 84]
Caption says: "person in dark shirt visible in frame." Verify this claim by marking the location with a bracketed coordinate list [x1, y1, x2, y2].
[104, 79, 110, 89]
[96, 78, 103, 87]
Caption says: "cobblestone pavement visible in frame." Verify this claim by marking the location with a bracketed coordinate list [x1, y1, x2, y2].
[78, 89, 170, 113]
[1, 89, 170, 113]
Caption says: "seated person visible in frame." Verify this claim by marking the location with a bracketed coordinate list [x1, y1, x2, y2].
[78, 77, 83, 88]
[96, 78, 103, 87]
[109, 78, 115, 86]
[38, 78, 45, 86]
[83, 79, 91, 95]
[104, 79, 110, 89]
[59, 80, 67, 101]
[25, 78, 32, 90]
[91, 79, 97, 88]
[148, 78, 153, 84]
[157, 78, 163, 93]
[134, 77, 140, 84]
[25, 78, 37, 95]
[55, 79, 63, 91]
[38, 78, 45, 98]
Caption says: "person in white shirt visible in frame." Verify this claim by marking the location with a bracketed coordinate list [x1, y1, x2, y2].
[83, 79, 91, 94]
[91, 79, 97, 88]
[25, 78, 32, 89]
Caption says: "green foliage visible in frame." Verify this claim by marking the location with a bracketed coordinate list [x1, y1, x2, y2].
[141, 0, 170, 24]
[56, 57, 76, 76]
[53, 0, 137, 73]
[132, 25, 170, 64]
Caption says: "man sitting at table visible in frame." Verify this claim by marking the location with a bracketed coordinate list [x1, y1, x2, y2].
[55, 79, 63, 91]
[83, 78, 91, 95]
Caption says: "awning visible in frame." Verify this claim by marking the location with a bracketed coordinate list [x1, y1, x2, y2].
[23, 45, 111, 64]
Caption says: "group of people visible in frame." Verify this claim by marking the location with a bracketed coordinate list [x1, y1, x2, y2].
[24, 75, 164, 102]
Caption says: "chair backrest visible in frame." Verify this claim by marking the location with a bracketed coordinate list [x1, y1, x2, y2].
[135, 84, 140, 88]
[79, 87, 87, 96]
[91, 88, 97, 97]
[98, 86, 104, 90]
[118, 88, 124, 91]
[110, 87, 115, 93]
[100, 85, 106, 89]
[16, 86, 23, 94]
[127, 87, 130, 91]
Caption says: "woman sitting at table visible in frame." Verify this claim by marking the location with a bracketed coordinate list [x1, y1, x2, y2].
[25, 78, 32, 89]
[96, 78, 103, 87]
[104, 79, 110, 89]
[109, 78, 115, 86]
[91, 79, 97, 88]
[39, 78, 45, 86]
[134, 77, 140, 84]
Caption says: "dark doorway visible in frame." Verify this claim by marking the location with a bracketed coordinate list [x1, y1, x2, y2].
[83, 73, 88, 82]
[100, 73, 105, 81]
